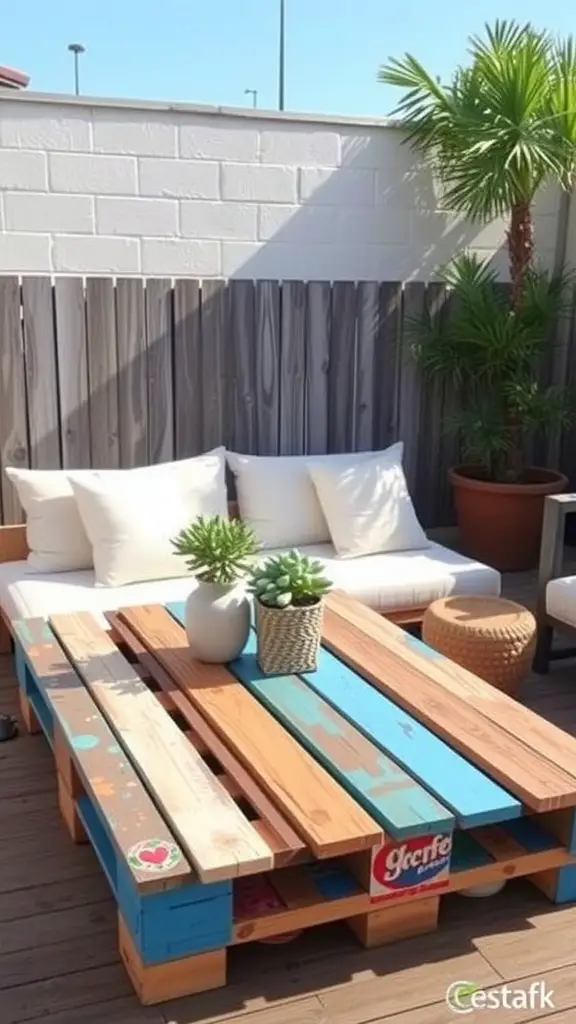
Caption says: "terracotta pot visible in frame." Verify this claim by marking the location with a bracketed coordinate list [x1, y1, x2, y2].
[448, 465, 567, 572]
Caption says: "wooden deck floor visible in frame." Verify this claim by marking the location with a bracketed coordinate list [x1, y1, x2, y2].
[2, 570, 576, 1024]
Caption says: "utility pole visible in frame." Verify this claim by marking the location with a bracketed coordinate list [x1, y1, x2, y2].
[67, 43, 85, 95]
[244, 88, 258, 108]
[278, 0, 285, 110]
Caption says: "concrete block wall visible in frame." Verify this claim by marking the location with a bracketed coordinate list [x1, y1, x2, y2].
[0, 92, 562, 278]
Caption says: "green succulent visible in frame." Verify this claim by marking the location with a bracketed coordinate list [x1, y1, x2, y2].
[171, 515, 258, 585]
[248, 550, 332, 609]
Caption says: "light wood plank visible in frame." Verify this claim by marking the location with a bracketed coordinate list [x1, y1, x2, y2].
[85, 278, 120, 468]
[116, 278, 148, 468]
[22, 277, 61, 469]
[54, 278, 91, 469]
[279, 280, 306, 455]
[201, 279, 228, 451]
[328, 282, 357, 453]
[173, 279, 202, 458]
[306, 281, 330, 455]
[145, 278, 173, 463]
[330, 590, 576, 788]
[228, 280, 256, 453]
[0, 277, 29, 523]
[121, 604, 382, 858]
[322, 593, 576, 811]
[254, 280, 280, 454]
[49, 612, 274, 882]
[13, 617, 192, 893]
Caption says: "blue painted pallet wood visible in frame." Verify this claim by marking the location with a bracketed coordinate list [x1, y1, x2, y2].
[228, 638, 454, 840]
[301, 645, 522, 828]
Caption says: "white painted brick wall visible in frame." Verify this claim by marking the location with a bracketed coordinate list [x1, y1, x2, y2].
[0, 94, 562, 277]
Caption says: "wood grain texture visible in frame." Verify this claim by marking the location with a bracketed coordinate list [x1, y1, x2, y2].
[13, 618, 191, 892]
[49, 612, 274, 882]
[122, 603, 382, 858]
[116, 278, 148, 468]
[107, 611, 307, 867]
[354, 282, 379, 452]
[0, 524, 28, 563]
[306, 281, 331, 455]
[0, 277, 29, 523]
[173, 279, 202, 458]
[145, 279, 174, 464]
[330, 590, 576, 787]
[396, 282, 425, 496]
[228, 280, 256, 453]
[21, 278, 61, 470]
[85, 278, 120, 469]
[323, 593, 576, 812]
[328, 282, 357, 453]
[254, 280, 280, 454]
[279, 280, 306, 455]
[54, 278, 91, 469]
[231, 633, 454, 839]
[201, 279, 228, 451]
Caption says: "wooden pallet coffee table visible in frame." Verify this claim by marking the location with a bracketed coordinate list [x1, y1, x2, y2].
[12, 590, 576, 1005]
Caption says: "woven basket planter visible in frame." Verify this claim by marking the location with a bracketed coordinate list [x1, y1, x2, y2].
[255, 599, 325, 675]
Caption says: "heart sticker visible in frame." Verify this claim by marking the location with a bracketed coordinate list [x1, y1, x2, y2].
[127, 838, 182, 873]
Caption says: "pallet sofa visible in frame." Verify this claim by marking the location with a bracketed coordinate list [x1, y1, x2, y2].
[534, 493, 576, 673]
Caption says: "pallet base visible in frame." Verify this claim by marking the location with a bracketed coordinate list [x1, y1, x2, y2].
[119, 916, 226, 1004]
[348, 895, 439, 948]
[19, 690, 41, 735]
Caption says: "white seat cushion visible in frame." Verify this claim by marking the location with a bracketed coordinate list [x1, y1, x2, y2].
[546, 576, 576, 628]
[0, 542, 500, 626]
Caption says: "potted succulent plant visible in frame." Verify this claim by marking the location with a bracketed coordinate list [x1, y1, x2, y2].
[380, 21, 576, 570]
[172, 514, 258, 663]
[248, 550, 331, 675]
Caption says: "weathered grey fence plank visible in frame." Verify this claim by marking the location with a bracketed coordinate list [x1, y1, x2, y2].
[85, 277, 120, 468]
[116, 278, 148, 468]
[328, 281, 357, 453]
[416, 284, 448, 526]
[355, 281, 379, 452]
[174, 279, 202, 458]
[0, 277, 28, 523]
[279, 280, 306, 455]
[146, 278, 174, 464]
[254, 280, 280, 455]
[201, 279, 228, 452]
[22, 278, 60, 469]
[228, 280, 256, 453]
[397, 282, 426, 500]
[372, 282, 402, 451]
[55, 278, 91, 469]
[306, 281, 330, 455]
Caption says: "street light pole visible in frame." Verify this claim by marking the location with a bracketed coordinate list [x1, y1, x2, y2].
[278, 0, 285, 110]
[244, 88, 258, 108]
[67, 43, 85, 96]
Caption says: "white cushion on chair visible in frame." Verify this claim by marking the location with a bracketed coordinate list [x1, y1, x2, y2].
[546, 576, 576, 628]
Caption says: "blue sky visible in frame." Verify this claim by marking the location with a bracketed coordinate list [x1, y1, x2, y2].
[4, 0, 576, 118]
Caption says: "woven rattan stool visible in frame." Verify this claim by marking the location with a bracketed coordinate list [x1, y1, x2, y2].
[422, 595, 537, 696]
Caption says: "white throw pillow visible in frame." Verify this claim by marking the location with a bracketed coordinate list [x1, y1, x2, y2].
[5, 467, 94, 572]
[227, 444, 403, 549]
[307, 447, 429, 558]
[68, 450, 227, 587]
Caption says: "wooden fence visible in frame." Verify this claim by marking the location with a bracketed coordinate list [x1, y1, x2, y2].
[0, 275, 573, 528]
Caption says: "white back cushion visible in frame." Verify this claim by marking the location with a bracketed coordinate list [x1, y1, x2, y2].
[69, 450, 227, 587]
[307, 447, 429, 558]
[227, 444, 404, 549]
[5, 467, 94, 572]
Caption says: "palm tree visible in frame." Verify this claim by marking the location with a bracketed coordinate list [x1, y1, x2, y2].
[379, 20, 576, 308]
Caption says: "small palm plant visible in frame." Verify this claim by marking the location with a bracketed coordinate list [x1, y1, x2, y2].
[172, 515, 258, 585]
[249, 551, 332, 675]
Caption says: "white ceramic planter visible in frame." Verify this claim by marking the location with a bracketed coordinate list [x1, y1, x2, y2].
[185, 580, 250, 663]
[459, 880, 507, 898]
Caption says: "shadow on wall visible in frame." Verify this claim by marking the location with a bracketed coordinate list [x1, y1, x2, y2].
[220, 131, 514, 282]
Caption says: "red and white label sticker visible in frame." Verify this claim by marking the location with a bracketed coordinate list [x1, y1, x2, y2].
[369, 833, 452, 903]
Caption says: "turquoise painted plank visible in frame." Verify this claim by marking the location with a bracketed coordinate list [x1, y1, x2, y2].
[503, 816, 562, 853]
[228, 639, 454, 839]
[300, 645, 521, 828]
[166, 600, 521, 829]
